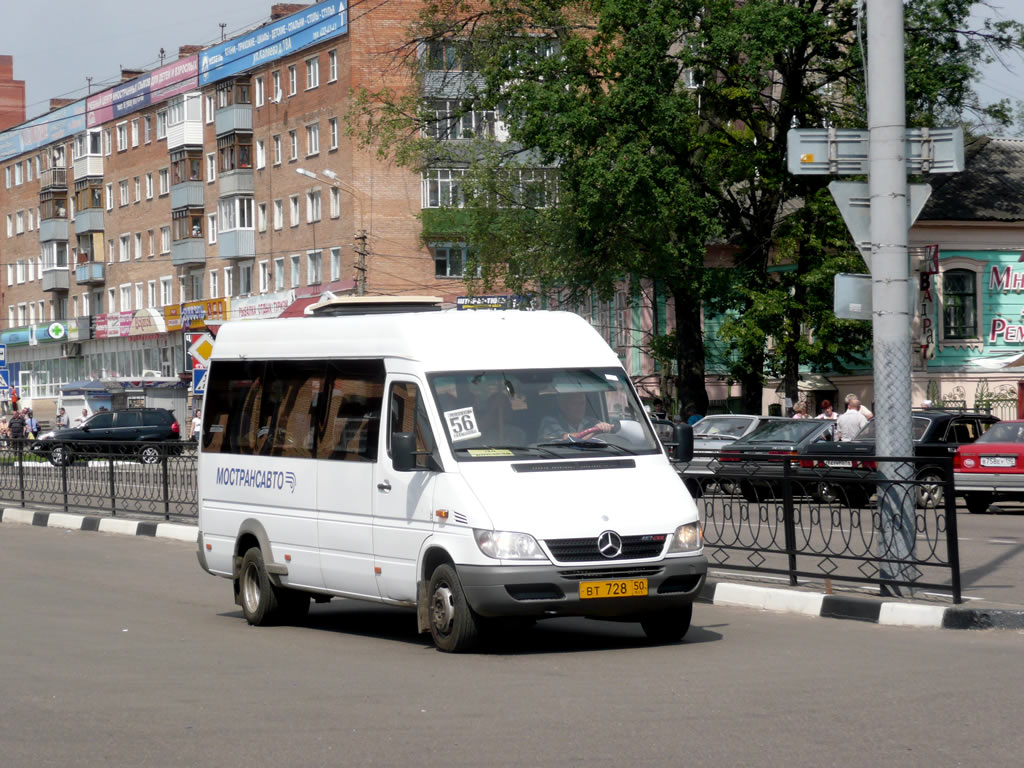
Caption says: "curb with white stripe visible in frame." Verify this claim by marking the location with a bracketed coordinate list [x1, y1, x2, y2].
[1, 506, 197, 543]
[3, 507, 1023, 631]
[699, 581, 1024, 631]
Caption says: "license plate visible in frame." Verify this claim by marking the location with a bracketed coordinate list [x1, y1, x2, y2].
[579, 578, 648, 599]
[825, 460, 853, 468]
[981, 456, 1016, 468]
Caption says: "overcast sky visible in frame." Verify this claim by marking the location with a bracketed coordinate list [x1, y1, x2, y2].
[4, 1, 1023, 123]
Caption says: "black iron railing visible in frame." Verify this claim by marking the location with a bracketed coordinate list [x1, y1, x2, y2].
[679, 451, 962, 602]
[0, 440, 197, 520]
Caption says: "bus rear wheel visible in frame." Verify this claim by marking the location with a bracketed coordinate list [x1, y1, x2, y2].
[239, 547, 282, 626]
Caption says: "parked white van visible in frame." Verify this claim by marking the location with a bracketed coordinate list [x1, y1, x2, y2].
[196, 302, 706, 651]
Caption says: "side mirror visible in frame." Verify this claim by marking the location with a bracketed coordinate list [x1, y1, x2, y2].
[672, 423, 694, 462]
[392, 432, 418, 471]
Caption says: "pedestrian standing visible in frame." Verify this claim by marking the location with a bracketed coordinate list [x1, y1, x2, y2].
[792, 401, 808, 419]
[56, 407, 70, 428]
[191, 409, 202, 441]
[836, 396, 868, 441]
[75, 408, 88, 426]
[8, 410, 26, 443]
[845, 392, 873, 420]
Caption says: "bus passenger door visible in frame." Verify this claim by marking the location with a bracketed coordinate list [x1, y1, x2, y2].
[372, 379, 439, 603]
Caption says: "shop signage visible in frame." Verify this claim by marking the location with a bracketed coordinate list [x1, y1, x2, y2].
[86, 56, 199, 128]
[94, 311, 135, 339]
[0, 99, 86, 164]
[231, 290, 295, 321]
[988, 265, 1024, 292]
[989, 317, 1024, 344]
[128, 308, 167, 337]
[166, 298, 229, 332]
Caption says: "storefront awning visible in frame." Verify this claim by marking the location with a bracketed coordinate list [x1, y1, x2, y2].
[279, 296, 324, 318]
[968, 353, 1024, 370]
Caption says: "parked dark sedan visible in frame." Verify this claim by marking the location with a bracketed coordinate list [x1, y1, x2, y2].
[715, 418, 837, 501]
[799, 409, 998, 507]
[675, 415, 791, 497]
[32, 408, 181, 465]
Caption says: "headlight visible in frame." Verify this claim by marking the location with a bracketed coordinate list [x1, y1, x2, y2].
[473, 529, 547, 560]
[667, 522, 703, 553]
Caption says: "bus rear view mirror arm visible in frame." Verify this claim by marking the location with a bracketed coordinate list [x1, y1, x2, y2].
[392, 432, 439, 472]
[673, 423, 694, 463]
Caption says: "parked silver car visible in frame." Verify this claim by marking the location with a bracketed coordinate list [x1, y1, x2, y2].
[677, 414, 791, 497]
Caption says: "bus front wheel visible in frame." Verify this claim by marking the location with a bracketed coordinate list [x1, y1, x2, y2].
[427, 564, 481, 653]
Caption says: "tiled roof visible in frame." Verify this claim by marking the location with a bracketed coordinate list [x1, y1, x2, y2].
[920, 136, 1024, 222]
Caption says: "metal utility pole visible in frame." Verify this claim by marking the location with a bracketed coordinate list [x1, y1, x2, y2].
[867, 0, 915, 590]
[354, 231, 367, 295]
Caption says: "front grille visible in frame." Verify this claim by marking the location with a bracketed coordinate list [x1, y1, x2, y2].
[545, 534, 667, 562]
[558, 566, 664, 581]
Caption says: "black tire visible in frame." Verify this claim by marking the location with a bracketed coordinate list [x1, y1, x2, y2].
[238, 547, 282, 626]
[817, 481, 869, 508]
[964, 492, 993, 515]
[916, 469, 944, 508]
[640, 604, 694, 644]
[49, 444, 73, 466]
[739, 480, 769, 503]
[427, 563, 481, 653]
[139, 444, 162, 465]
[814, 481, 841, 505]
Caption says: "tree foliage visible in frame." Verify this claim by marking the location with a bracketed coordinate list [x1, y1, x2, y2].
[349, 0, 1024, 412]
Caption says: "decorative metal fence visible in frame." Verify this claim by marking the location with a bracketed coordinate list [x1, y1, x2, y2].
[680, 452, 962, 602]
[0, 441, 197, 520]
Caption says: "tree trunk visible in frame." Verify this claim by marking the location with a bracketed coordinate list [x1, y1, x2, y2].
[738, 354, 764, 415]
[672, 285, 709, 418]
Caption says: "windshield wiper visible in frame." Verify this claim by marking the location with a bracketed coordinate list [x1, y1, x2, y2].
[534, 440, 634, 455]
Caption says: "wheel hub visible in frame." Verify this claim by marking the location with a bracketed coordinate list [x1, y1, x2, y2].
[430, 585, 455, 634]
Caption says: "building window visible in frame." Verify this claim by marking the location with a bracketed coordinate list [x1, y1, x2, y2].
[134, 232, 142, 259]
[224, 266, 234, 297]
[289, 195, 299, 227]
[103, 128, 112, 155]
[306, 123, 319, 155]
[255, 140, 266, 170]
[257, 202, 267, 232]
[144, 115, 152, 143]
[272, 134, 282, 165]
[942, 268, 978, 340]
[119, 234, 131, 261]
[135, 282, 144, 310]
[273, 199, 283, 230]
[148, 229, 155, 256]
[156, 109, 167, 139]
[119, 180, 130, 207]
[272, 70, 282, 102]
[207, 153, 216, 183]
[308, 250, 322, 285]
[210, 269, 219, 299]
[306, 57, 319, 89]
[205, 93, 215, 123]
[131, 119, 139, 147]
[259, 260, 269, 293]
[160, 226, 171, 254]
[328, 49, 338, 82]
[425, 99, 497, 140]
[328, 117, 338, 150]
[290, 254, 300, 287]
[145, 173, 154, 199]
[159, 168, 170, 195]
[306, 189, 321, 223]
[289, 130, 298, 161]
[134, 176, 141, 203]
[239, 262, 253, 295]
[160, 276, 173, 306]
[254, 76, 265, 107]
[218, 133, 252, 172]
[147, 280, 156, 308]
[116, 123, 128, 151]
[274, 257, 284, 291]
[330, 187, 341, 218]
[105, 183, 113, 211]
[120, 284, 132, 312]
[422, 168, 466, 208]
[288, 64, 297, 96]
[432, 243, 478, 278]
[330, 247, 341, 281]
[208, 213, 218, 244]
[218, 196, 254, 231]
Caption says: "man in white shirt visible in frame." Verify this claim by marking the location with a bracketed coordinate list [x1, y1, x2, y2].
[845, 392, 872, 420]
[836, 397, 868, 441]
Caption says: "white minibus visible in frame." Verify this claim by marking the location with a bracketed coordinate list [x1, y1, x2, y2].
[196, 304, 706, 651]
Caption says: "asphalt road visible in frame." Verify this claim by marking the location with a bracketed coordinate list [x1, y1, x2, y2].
[1, 524, 1022, 768]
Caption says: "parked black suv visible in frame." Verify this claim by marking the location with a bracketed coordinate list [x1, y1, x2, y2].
[32, 408, 181, 465]
[799, 409, 998, 507]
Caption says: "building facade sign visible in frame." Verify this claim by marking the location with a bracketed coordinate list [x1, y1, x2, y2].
[94, 311, 136, 339]
[128, 308, 168, 336]
[86, 56, 199, 128]
[199, 0, 348, 86]
[231, 290, 296, 321]
[165, 298, 229, 331]
[0, 100, 87, 163]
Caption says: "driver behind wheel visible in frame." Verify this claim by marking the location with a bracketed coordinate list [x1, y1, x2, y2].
[538, 391, 613, 442]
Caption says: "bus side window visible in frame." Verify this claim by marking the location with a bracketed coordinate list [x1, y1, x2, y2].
[388, 381, 438, 470]
[318, 360, 386, 462]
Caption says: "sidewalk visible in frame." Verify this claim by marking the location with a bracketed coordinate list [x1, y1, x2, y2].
[4, 505, 1024, 631]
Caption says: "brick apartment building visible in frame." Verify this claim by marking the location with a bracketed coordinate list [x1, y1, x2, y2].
[0, 0, 508, 422]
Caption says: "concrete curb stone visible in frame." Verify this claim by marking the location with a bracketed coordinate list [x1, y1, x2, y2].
[2, 506, 198, 544]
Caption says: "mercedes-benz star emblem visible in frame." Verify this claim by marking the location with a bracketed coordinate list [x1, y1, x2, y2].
[597, 530, 623, 558]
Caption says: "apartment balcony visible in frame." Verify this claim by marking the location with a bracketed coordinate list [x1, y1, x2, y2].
[39, 218, 69, 242]
[215, 103, 253, 136]
[42, 268, 70, 293]
[171, 238, 207, 267]
[167, 118, 204, 151]
[218, 229, 255, 260]
[73, 208, 104, 234]
[73, 155, 103, 180]
[219, 169, 253, 197]
[171, 181, 205, 210]
[75, 262, 105, 285]
[39, 167, 68, 191]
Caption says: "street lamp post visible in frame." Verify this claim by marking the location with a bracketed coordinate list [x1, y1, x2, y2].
[295, 167, 368, 295]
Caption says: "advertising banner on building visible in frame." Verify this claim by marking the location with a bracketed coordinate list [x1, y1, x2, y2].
[199, 0, 348, 86]
[93, 311, 136, 339]
[231, 290, 296, 321]
[86, 56, 199, 128]
[165, 298, 229, 332]
[0, 100, 86, 163]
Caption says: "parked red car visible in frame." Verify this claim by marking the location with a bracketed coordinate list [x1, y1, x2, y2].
[954, 420, 1024, 514]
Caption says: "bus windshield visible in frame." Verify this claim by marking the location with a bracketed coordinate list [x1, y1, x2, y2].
[428, 368, 662, 460]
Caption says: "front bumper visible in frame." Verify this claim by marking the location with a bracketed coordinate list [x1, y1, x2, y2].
[457, 554, 708, 618]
